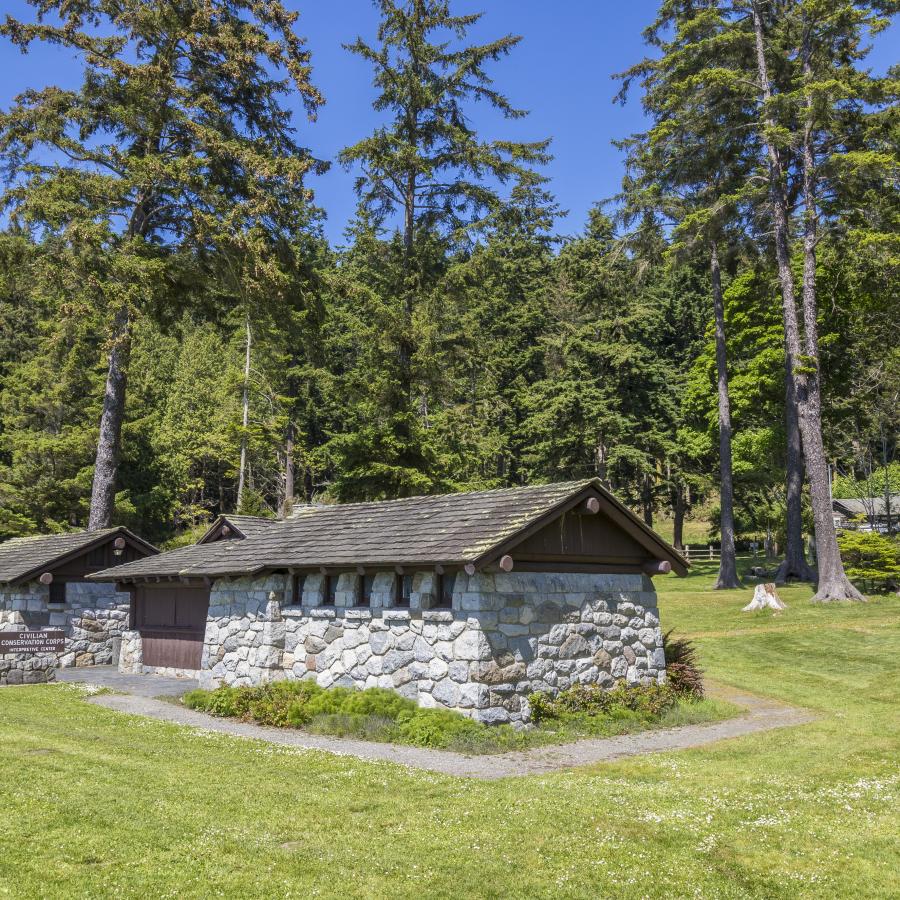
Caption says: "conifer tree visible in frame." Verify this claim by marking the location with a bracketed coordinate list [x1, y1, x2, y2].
[616, 1, 758, 586]
[746, 0, 894, 600]
[336, 0, 550, 497]
[0, 0, 324, 529]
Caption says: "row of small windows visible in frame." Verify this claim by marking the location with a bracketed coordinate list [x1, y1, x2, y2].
[290, 571, 456, 609]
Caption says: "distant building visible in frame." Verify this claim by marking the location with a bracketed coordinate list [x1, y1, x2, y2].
[832, 496, 900, 531]
[0, 528, 157, 684]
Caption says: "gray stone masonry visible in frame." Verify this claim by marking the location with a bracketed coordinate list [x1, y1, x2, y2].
[1, 580, 131, 683]
[193, 571, 665, 725]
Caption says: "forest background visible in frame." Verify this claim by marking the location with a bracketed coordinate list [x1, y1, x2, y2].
[0, 1, 896, 600]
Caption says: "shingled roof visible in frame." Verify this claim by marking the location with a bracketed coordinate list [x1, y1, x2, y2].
[92, 480, 687, 581]
[0, 527, 157, 585]
[197, 514, 278, 544]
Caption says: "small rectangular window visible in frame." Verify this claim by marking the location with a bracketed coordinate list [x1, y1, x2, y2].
[323, 574, 336, 606]
[48, 582, 67, 605]
[360, 573, 374, 607]
[290, 573, 305, 606]
[394, 573, 412, 607]
[434, 572, 455, 609]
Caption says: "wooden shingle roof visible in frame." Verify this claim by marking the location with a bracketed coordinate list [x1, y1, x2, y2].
[197, 514, 277, 544]
[92, 480, 687, 581]
[0, 527, 157, 585]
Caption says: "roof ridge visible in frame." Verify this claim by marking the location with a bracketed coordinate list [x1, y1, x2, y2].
[287, 479, 597, 517]
[0, 526, 120, 546]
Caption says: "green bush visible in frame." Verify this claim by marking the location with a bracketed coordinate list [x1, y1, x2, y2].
[662, 630, 705, 697]
[528, 681, 676, 723]
[307, 713, 398, 742]
[184, 677, 701, 752]
[182, 680, 487, 749]
[838, 530, 900, 592]
[395, 707, 485, 749]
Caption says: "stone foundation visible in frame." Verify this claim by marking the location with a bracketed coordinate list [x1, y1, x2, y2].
[0, 653, 57, 685]
[194, 571, 664, 724]
[0, 580, 130, 670]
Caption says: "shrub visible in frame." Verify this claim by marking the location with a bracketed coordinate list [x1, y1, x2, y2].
[183, 686, 255, 718]
[183, 680, 322, 724]
[395, 708, 485, 749]
[307, 713, 398, 742]
[662, 630, 704, 698]
[181, 681, 487, 750]
[838, 530, 900, 592]
[665, 662, 705, 698]
[527, 681, 677, 723]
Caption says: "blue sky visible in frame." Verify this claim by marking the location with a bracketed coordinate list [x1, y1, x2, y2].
[1, 1, 895, 245]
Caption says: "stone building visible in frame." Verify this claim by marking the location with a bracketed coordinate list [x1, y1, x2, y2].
[0, 528, 157, 684]
[93, 480, 686, 724]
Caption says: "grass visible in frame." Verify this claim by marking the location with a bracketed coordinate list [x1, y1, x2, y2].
[654, 515, 714, 547]
[0, 561, 897, 898]
[180, 678, 733, 755]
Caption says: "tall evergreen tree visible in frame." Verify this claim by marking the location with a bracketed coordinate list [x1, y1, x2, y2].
[0, 0, 324, 529]
[616, 1, 761, 586]
[335, 0, 550, 497]
[746, 0, 894, 600]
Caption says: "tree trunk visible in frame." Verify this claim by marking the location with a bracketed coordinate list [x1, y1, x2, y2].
[595, 437, 609, 487]
[88, 303, 131, 530]
[884, 436, 894, 535]
[398, 169, 416, 399]
[281, 420, 295, 518]
[673, 479, 686, 552]
[750, 1, 862, 601]
[710, 242, 741, 589]
[642, 471, 654, 527]
[236, 315, 251, 511]
[776, 363, 815, 583]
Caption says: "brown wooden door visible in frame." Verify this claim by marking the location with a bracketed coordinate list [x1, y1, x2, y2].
[135, 585, 210, 669]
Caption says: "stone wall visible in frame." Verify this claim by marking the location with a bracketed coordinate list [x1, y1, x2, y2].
[194, 570, 664, 724]
[0, 580, 130, 670]
[0, 653, 57, 685]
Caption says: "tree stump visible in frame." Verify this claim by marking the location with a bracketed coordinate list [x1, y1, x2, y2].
[742, 583, 786, 612]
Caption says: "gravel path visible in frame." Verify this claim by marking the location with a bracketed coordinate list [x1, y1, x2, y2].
[86, 683, 815, 779]
[56, 665, 197, 698]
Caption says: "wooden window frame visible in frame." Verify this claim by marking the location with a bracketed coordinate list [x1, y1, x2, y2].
[322, 574, 336, 607]
[48, 581, 67, 606]
[393, 573, 412, 608]
[359, 573, 374, 608]
[433, 572, 454, 609]
[289, 573, 305, 607]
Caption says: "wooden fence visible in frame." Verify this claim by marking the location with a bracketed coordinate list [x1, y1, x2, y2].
[683, 545, 721, 561]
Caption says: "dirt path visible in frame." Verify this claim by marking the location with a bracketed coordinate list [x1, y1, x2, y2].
[87, 684, 815, 780]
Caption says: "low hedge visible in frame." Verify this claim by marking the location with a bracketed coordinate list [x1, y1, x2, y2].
[183, 680, 492, 750]
[181, 678, 713, 752]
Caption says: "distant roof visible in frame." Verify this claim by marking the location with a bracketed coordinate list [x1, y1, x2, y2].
[0, 527, 157, 585]
[197, 515, 277, 544]
[833, 496, 900, 517]
[92, 480, 687, 581]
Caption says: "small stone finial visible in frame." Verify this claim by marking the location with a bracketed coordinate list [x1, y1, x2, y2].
[265, 590, 283, 622]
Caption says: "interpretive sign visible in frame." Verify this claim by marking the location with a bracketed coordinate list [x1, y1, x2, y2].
[0, 630, 65, 654]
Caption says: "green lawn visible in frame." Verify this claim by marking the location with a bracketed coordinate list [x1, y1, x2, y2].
[1, 566, 897, 899]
